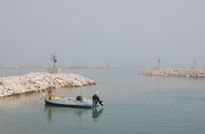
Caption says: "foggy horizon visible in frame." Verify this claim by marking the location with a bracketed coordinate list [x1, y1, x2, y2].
[0, 0, 205, 68]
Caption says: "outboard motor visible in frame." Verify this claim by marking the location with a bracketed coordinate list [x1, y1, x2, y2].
[92, 93, 104, 106]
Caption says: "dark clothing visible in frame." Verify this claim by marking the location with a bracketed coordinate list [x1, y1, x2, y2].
[92, 94, 104, 106]
[92, 94, 100, 102]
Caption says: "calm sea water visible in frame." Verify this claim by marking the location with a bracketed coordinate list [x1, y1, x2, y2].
[0, 68, 205, 134]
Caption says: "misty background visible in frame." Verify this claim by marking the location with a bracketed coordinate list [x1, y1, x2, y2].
[0, 0, 204, 69]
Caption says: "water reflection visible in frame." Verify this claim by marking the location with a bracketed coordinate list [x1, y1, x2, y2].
[44, 105, 103, 122]
[0, 93, 43, 109]
[92, 108, 104, 121]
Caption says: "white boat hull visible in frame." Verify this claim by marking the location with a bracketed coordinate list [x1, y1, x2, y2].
[43, 94, 96, 108]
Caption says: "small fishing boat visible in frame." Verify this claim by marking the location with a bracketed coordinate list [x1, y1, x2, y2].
[43, 88, 104, 108]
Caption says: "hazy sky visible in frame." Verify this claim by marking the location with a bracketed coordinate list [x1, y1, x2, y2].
[0, 0, 204, 68]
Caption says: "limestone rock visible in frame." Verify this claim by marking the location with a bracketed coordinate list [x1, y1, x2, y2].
[0, 73, 95, 98]
[139, 67, 205, 78]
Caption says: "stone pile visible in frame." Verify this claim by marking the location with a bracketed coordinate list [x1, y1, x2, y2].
[0, 73, 95, 98]
[139, 67, 205, 78]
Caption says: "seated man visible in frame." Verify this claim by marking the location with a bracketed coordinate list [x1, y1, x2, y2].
[48, 87, 52, 100]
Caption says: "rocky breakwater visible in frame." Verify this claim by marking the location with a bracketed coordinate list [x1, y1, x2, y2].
[139, 67, 205, 78]
[0, 73, 95, 98]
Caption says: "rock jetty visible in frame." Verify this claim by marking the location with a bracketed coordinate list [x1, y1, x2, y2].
[139, 67, 205, 78]
[0, 73, 95, 98]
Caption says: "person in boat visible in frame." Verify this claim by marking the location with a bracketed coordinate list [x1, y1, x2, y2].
[92, 91, 104, 106]
[48, 87, 52, 100]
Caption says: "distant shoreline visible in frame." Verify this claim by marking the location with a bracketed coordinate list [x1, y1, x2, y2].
[0, 65, 120, 70]
[139, 67, 205, 78]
